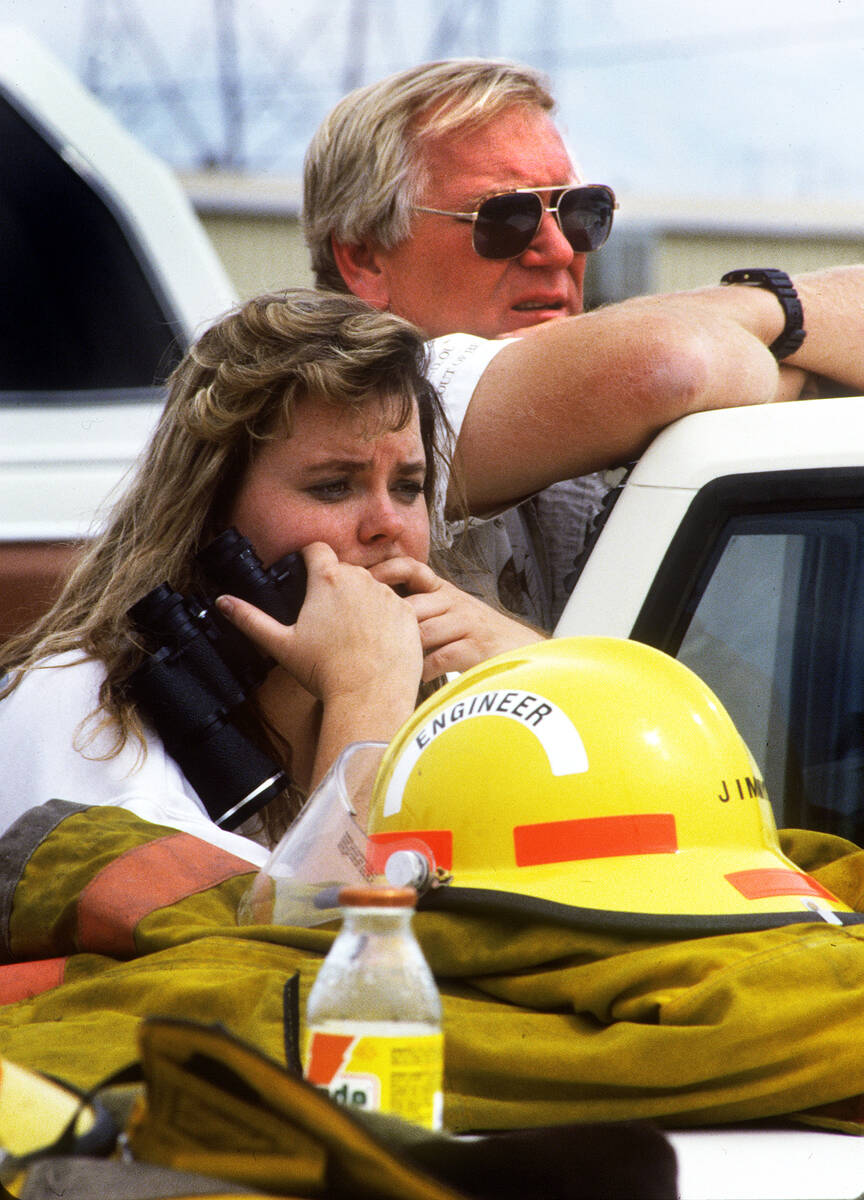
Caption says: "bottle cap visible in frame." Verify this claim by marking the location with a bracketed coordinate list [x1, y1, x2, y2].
[338, 885, 417, 908]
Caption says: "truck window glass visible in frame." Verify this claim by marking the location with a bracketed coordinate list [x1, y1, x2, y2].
[659, 510, 864, 842]
[0, 89, 183, 396]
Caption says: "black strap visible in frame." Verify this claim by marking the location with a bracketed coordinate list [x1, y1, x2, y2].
[720, 267, 806, 359]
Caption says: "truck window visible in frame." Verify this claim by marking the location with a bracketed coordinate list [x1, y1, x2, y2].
[632, 471, 864, 844]
[0, 87, 183, 395]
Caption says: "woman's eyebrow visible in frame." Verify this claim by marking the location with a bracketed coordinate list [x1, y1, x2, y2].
[303, 456, 426, 474]
[303, 457, 370, 473]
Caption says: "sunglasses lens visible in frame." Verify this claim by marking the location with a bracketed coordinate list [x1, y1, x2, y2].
[473, 192, 543, 259]
[559, 186, 616, 252]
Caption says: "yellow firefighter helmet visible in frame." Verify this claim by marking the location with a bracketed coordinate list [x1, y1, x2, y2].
[368, 637, 861, 933]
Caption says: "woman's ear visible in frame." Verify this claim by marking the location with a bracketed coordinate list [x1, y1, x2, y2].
[330, 236, 392, 310]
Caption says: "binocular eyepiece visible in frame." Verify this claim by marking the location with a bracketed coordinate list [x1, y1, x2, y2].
[126, 529, 307, 830]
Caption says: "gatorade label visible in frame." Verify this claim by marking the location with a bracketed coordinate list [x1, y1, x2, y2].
[304, 1027, 443, 1129]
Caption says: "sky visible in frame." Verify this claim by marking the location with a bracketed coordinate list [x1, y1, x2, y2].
[1, 0, 864, 203]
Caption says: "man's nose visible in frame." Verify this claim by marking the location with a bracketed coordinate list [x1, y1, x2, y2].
[519, 210, 575, 268]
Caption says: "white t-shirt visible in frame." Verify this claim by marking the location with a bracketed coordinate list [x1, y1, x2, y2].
[0, 651, 269, 864]
[427, 334, 608, 630]
[426, 332, 511, 443]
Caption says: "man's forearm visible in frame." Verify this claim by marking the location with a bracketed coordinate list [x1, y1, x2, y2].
[786, 266, 864, 389]
[630, 264, 864, 387]
[455, 298, 779, 513]
[451, 264, 864, 515]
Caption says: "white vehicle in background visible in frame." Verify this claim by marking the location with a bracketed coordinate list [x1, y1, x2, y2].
[0, 26, 236, 638]
[1, 26, 863, 1200]
[558, 394, 864, 853]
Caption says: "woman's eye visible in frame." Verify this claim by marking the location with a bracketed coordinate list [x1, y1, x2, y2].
[393, 480, 424, 502]
[308, 480, 350, 500]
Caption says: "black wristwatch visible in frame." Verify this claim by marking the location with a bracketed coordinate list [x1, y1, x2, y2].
[720, 268, 806, 360]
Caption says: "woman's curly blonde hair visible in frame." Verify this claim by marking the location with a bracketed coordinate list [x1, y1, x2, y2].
[0, 289, 451, 833]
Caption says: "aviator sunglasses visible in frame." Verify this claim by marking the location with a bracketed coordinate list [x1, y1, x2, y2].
[414, 183, 617, 260]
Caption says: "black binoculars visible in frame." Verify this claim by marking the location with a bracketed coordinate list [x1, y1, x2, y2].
[126, 528, 307, 830]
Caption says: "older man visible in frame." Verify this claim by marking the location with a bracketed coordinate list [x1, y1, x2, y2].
[304, 59, 864, 628]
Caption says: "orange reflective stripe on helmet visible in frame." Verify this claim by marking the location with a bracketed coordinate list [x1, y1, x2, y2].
[725, 869, 838, 901]
[368, 815, 678, 874]
[367, 830, 453, 873]
[514, 813, 678, 866]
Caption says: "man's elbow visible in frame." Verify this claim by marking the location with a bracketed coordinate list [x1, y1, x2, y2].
[634, 320, 777, 425]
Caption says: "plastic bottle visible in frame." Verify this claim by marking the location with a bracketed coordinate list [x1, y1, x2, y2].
[303, 884, 443, 1129]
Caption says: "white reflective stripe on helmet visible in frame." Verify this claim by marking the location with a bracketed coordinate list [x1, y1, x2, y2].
[383, 688, 589, 817]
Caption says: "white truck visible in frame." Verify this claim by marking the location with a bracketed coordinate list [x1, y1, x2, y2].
[2, 25, 863, 1200]
[0, 26, 235, 640]
[558, 395, 864, 854]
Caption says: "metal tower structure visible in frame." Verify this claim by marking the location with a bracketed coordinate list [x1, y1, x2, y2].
[76, 0, 530, 172]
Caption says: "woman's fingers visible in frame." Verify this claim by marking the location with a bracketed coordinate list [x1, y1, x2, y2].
[215, 592, 296, 662]
[218, 543, 424, 703]
[371, 559, 545, 675]
[367, 556, 439, 595]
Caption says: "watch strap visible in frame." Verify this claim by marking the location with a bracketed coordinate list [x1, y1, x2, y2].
[720, 268, 806, 360]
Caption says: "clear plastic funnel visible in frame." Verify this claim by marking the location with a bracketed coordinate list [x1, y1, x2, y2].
[237, 741, 387, 927]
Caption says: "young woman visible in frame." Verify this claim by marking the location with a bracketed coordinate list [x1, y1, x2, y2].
[0, 290, 540, 863]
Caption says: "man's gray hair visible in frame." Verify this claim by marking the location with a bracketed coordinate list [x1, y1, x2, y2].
[303, 58, 556, 292]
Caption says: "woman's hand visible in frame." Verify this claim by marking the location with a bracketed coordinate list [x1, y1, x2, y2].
[216, 543, 423, 706]
[368, 556, 545, 680]
[215, 543, 424, 789]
